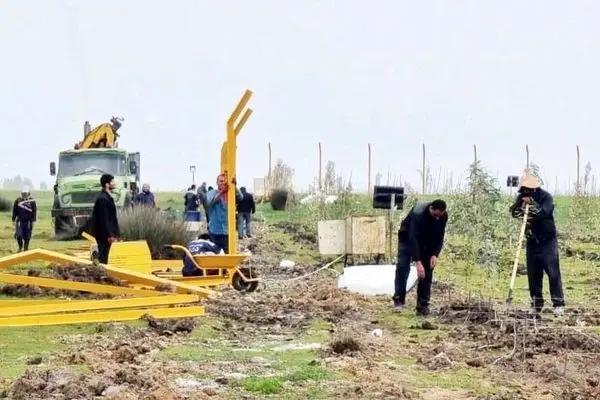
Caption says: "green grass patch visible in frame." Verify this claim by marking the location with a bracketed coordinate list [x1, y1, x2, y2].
[0, 324, 97, 379]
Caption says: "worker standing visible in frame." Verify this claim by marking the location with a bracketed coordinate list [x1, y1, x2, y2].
[91, 174, 120, 264]
[237, 186, 256, 239]
[206, 174, 243, 253]
[12, 186, 37, 252]
[184, 185, 199, 212]
[134, 183, 156, 207]
[510, 170, 564, 317]
[393, 199, 448, 315]
[197, 183, 210, 223]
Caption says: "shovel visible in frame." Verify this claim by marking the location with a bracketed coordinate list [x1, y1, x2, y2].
[507, 204, 530, 305]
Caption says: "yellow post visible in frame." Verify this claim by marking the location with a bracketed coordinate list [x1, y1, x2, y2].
[224, 90, 253, 255]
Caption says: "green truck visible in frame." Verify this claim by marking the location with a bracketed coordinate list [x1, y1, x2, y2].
[49, 120, 140, 238]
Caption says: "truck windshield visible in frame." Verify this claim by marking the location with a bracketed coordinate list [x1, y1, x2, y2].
[58, 152, 127, 177]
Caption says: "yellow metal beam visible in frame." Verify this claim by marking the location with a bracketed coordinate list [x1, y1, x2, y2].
[0, 248, 216, 297]
[0, 248, 94, 269]
[227, 89, 253, 128]
[234, 108, 253, 136]
[224, 90, 253, 255]
[0, 299, 71, 308]
[0, 306, 205, 327]
[0, 272, 165, 297]
[105, 264, 214, 297]
[0, 295, 199, 317]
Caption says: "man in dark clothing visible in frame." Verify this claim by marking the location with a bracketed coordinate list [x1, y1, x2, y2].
[12, 186, 37, 252]
[510, 171, 564, 317]
[91, 174, 120, 264]
[134, 183, 156, 207]
[196, 184, 210, 223]
[393, 199, 448, 315]
[184, 185, 199, 212]
[237, 186, 256, 240]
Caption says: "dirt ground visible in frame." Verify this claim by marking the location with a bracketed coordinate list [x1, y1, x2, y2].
[3, 223, 600, 399]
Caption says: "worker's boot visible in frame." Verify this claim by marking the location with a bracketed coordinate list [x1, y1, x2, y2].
[392, 298, 403, 313]
[416, 306, 430, 317]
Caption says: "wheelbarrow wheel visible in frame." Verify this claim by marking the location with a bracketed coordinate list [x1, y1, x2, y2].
[232, 267, 259, 293]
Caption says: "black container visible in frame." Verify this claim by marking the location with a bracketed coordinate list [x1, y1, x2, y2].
[506, 176, 519, 188]
[372, 185, 405, 210]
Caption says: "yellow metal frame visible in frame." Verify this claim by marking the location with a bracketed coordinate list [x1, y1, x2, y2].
[222, 90, 253, 256]
[0, 248, 210, 327]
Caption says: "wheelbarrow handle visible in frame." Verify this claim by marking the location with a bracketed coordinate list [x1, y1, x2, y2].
[162, 244, 195, 259]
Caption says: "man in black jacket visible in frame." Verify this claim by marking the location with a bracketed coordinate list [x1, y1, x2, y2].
[394, 199, 448, 315]
[91, 174, 120, 264]
[510, 171, 564, 317]
[12, 186, 37, 252]
[237, 186, 256, 240]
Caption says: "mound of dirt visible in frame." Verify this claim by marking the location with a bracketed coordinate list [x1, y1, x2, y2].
[142, 315, 198, 336]
[206, 280, 375, 327]
[9, 321, 200, 400]
[435, 299, 497, 324]
[452, 320, 600, 356]
[272, 221, 318, 250]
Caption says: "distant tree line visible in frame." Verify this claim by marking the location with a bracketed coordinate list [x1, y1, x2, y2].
[1, 175, 49, 191]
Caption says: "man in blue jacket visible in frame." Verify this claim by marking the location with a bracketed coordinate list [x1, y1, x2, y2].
[12, 186, 37, 252]
[510, 171, 564, 317]
[207, 174, 243, 254]
[393, 199, 448, 316]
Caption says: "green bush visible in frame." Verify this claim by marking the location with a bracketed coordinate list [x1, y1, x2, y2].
[118, 207, 195, 259]
[270, 189, 288, 211]
[0, 197, 11, 212]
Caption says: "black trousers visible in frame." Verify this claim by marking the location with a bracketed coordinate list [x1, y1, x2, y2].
[97, 240, 112, 264]
[394, 243, 434, 310]
[210, 234, 229, 254]
[526, 237, 564, 310]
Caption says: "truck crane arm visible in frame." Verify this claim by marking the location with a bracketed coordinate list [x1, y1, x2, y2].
[75, 117, 124, 149]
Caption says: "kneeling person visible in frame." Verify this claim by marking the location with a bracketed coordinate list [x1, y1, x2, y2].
[182, 233, 223, 277]
[393, 199, 448, 316]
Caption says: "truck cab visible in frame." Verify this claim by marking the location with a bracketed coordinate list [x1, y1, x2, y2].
[50, 148, 140, 238]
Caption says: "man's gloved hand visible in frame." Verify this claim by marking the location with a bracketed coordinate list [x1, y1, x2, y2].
[108, 236, 117, 244]
[416, 261, 425, 280]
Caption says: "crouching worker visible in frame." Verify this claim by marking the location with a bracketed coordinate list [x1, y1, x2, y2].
[12, 186, 37, 252]
[182, 233, 223, 277]
[510, 170, 564, 317]
[393, 199, 448, 316]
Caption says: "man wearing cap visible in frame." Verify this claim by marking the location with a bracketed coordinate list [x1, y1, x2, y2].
[510, 170, 564, 316]
[91, 174, 120, 264]
[12, 186, 37, 252]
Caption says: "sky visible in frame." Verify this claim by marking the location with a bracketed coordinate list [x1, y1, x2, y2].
[1, 0, 600, 193]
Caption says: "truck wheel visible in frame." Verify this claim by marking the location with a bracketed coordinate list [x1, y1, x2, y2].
[54, 216, 77, 240]
[231, 267, 259, 293]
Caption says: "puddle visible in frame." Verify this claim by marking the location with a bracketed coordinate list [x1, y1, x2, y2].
[272, 342, 324, 352]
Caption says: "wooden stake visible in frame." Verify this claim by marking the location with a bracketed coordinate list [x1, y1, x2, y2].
[422, 143, 426, 195]
[367, 143, 372, 195]
[318, 142, 322, 192]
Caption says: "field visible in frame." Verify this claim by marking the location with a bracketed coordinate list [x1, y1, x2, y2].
[1, 188, 600, 399]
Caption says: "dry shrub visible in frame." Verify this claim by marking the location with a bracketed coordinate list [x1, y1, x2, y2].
[0, 196, 11, 212]
[118, 207, 195, 259]
[270, 189, 289, 210]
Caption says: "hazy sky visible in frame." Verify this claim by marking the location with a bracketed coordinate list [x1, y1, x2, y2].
[2, 0, 599, 192]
